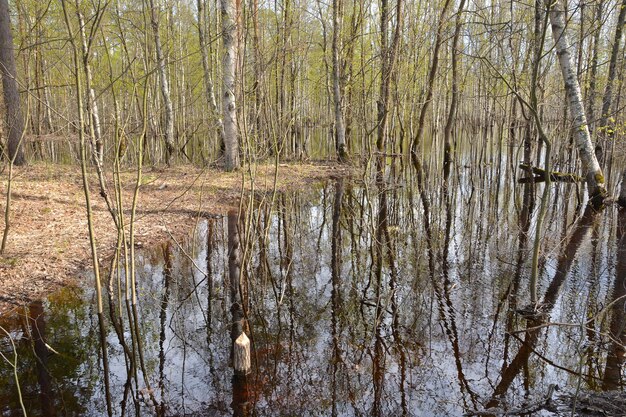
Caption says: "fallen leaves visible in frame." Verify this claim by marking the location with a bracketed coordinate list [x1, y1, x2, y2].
[0, 161, 352, 314]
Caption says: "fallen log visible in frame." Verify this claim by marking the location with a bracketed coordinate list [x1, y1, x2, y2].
[517, 163, 583, 183]
[556, 390, 626, 416]
[464, 384, 558, 416]
[466, 388, 626, 416]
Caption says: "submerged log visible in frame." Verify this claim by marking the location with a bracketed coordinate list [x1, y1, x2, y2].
[517, 176, 548, 184]
[233, 332, 251, 375]
[466, 389, 626, 416]
[465, 384, 558, 416]
[517, 163, 583, 183]
[556, 391, 626, 415]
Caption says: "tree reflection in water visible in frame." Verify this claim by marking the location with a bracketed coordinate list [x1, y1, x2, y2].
[0, 162, 624, 416]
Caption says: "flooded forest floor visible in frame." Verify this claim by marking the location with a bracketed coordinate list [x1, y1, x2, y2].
[0, 162, 352, 314]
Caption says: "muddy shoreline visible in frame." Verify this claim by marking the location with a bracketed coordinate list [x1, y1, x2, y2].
[0, 162, 352, 315]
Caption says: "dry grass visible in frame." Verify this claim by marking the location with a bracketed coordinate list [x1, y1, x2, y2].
[0, 161, 352, 314]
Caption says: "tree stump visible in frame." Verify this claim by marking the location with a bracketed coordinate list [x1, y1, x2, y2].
[233, 332, 251, 375]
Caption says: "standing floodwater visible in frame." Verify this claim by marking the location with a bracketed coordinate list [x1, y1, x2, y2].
[0, 157, 624, 416]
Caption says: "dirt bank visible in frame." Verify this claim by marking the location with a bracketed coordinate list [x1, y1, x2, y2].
[0, 162, 352, 314]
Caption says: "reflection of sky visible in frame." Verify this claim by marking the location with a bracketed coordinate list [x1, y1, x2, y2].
[0, 166, 619, 416]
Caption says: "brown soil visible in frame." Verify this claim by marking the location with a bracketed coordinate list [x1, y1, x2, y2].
[0, 161, 352, 315]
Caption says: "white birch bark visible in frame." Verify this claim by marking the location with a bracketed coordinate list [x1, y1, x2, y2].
[332, 0, 347, 160]
[41, 56, 53, 132]
[221, 0, 239, 171]
[77, 9, 103, 166]
[619, 169, 626, 208]
[545, 0, 607, 203]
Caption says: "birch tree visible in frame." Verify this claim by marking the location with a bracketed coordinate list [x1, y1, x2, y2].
[196, 0, 221, 139]
[76, 4, 104, 166]
[545, 0, 607, 205]
[332, 0, 348, 161]
[221, 0, 239, 171]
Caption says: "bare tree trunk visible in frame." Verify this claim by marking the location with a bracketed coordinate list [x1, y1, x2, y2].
[576, 1, 584, 78]
[410, 0, 453, 154]
[33, 9, 52, 136]
[376, 0, 402, 153]
[228, 209, 248, 371]
[376, 0, 389, 154]
[221, 0, 240, 171]
[149, 0, 176, 164]
[197, 0, 222, 146]
[40, 54, 53, 133]
[586, 0, 603, 135]
[597, 0, 626, 156]
[443, 0, 466, 179]
[343, 0, 363, 153]
[250, 0, 264, 148]
[618, 169, 626, 209]
[76, 7, 104, 166]
[545, 0, 607, 205]
[332, 0, 347, 161]
[278, 0, 291, 156]
[0, 0, 25, 165]
[60, 2, 112, 414]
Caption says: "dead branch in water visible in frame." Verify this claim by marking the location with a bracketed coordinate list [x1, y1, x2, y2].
[517, 163, 583, 183]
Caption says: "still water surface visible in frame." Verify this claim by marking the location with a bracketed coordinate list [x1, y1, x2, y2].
[1, 160, 624, 416]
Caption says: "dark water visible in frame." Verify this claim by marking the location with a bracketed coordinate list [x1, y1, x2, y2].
[1, 158, 625, 416]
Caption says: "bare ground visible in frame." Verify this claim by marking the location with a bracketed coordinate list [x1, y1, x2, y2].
[0, 161, 352, 315]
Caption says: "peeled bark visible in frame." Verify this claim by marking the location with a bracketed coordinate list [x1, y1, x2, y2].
[221, 0, 239, 171]
[0, 0, 25, 165]
[233, 332, 251, 375]
[332, 0, 348, 161]
[149, 0, 176, 164]
[545, 0, 607, 205]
